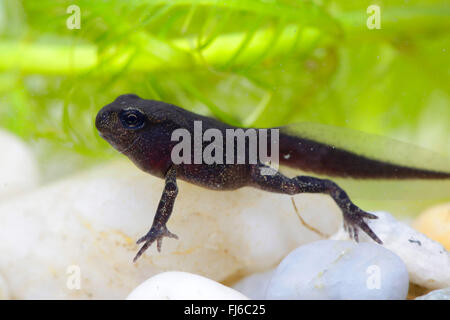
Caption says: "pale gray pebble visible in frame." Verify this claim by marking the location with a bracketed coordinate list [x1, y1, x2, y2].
[332, 211, 450, 290]
[265, 240, 409, 300]
[0, 272, 9, 300]
[415, 287, 450, 300]
[127, 271, 248, 300]
[0, 130, 39, 200]
[233, 270, 273, 299]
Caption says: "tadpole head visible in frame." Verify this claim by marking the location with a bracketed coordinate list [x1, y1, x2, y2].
[95, 94, 148, 154]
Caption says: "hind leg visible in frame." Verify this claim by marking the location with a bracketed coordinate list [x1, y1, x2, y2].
[249, 164, 382, 244]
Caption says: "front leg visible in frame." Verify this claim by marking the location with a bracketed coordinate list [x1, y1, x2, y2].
[133, 166, 179, 262]
[250, 164, 382, 244]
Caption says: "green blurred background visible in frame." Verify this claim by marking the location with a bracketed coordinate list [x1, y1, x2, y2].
[0, 0, 448, 206]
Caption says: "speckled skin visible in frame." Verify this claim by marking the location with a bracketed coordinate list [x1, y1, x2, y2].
[96, 94, 251, 189]
[95, 94, 448, 262]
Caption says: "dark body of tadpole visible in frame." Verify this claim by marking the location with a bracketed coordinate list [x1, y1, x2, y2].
[95, 94, 450, 262]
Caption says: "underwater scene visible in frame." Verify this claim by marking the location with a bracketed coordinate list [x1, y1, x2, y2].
[0, 0, 449, 302]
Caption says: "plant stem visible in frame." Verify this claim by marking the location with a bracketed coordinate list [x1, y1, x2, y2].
[0, 25, 323, 75]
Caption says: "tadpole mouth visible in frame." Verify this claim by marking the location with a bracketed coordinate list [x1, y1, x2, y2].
[97, 130, 115, 148]
[98, 131, 106, 140]
[97, 129, 112, 142]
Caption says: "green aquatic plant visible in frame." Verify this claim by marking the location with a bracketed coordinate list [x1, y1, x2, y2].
[0, 0, 448, 192]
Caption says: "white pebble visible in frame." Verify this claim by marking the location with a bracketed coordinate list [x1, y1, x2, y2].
[233, 270, 273, 299]
[265, 240, 409, 300]
[0, 160, 340, 299]
[415, 287, 450, 300]
[127, 271, 248, 300]
[331, 211, 450, 289]
[0, 130, 39, 200]
[0, 272, 9, 300]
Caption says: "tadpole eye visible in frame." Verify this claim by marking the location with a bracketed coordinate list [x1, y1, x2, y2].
[119, 109, 146, 130]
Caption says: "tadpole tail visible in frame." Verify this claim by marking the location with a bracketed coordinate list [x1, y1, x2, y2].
[278, 132, 450, 180]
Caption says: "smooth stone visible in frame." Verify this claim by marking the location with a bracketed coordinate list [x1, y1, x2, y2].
[331, 211, 450, 290]
[232, 270, 273, 300]
[127, 271, 248, 300]
[265, 240, 409, 300]
[0, 160, 341, 299]
[0, 130, 39, 200]
[0, 272, 9, 300]
[413, 203, 450, 250]
[415, 287, 450, 300]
